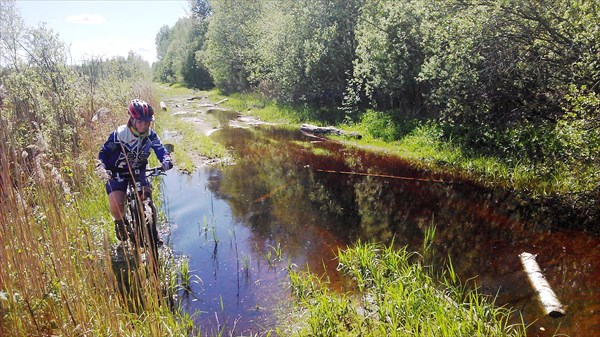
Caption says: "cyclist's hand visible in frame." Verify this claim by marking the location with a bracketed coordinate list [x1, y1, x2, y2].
[96, 165, 112, 182]
[100, 169, 112, 182]
[161, 159, 173, 171]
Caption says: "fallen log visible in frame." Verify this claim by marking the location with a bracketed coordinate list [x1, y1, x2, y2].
[519, 252, 565, 318]
[300, 123, 362, 139]
[160, 101, 167, 111]
[91, 107, 110, 122]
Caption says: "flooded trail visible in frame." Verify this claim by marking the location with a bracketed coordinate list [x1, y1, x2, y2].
[161, 123, 599, 336]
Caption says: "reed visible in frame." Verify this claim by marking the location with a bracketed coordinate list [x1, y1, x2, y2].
[265, 243, 284, 270]
[180, 259, 192, 290]
[269, 243, 283, 261]
[241, 254, 251, 281]
[0, 128, 195, 335]
[0, 74, 198, 335]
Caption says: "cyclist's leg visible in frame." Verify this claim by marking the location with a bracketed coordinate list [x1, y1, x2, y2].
[106, 180, 131, 241]
[108, 190, 126, 220]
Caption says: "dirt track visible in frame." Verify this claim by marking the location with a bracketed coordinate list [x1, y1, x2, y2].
[159, 92, 272, 167]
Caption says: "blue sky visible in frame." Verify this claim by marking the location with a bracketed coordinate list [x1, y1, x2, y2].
[16, 0, 189, 64]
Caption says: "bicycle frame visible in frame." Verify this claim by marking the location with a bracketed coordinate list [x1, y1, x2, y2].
[114, 167, 165, 262]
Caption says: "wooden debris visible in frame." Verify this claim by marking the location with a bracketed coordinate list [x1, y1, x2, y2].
[215, 98, 229, 105]
[519, 252, 566, 318]
[160, 101, 167, 111]
[92, 107, 110, 122]
[300, 123, 362, 139]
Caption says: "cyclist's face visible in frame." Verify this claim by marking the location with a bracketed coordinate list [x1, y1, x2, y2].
[134, 119, 151, 133]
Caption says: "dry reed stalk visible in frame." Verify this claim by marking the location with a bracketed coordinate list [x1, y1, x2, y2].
[0, 124, 165, 335]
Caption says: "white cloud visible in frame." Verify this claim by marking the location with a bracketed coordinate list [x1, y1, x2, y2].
[66, 13, 106, 25]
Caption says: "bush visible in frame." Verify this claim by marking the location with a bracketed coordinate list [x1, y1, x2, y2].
[360, 110, 398, 142]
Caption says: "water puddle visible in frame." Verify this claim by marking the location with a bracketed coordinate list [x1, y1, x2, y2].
[161, 125, 599, 336]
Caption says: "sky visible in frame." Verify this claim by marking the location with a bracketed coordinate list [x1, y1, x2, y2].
[16, 0, 189, 64]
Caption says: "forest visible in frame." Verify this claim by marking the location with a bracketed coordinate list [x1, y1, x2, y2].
[155, 0, 599, 225]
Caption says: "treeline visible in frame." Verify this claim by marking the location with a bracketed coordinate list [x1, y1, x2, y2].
[1, 0, 152, 158]
[156, 0, 599, 176]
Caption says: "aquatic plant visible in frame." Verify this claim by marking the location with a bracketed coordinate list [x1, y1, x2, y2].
[284, 241, 525, 336]
[269, 242, 283, 260]
[180, 259, 192, 290]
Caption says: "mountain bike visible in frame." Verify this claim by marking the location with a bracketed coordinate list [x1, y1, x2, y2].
[113, 166, 166, 265]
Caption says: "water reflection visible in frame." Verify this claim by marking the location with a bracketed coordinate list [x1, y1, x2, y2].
[165, 125, 599, 336]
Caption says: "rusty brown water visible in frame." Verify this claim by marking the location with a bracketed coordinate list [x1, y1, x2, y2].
[162, 125, 599, 336]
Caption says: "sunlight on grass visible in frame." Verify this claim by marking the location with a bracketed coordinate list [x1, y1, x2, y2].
[336, 121, 597, 198]
[207, 89, 310, 124]
[153, 82, 196, 98]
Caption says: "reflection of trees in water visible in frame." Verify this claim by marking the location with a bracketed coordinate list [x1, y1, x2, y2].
[210, 127, 540, 266]
[206, 126, 600, 335]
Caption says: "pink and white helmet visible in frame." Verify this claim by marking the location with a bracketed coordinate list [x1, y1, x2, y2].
[128, 99, 154, 121]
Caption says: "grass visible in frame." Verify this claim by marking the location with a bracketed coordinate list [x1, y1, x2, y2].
[205, 89, 316, 125]
[153, 82, 198, 97]
[180, 259, 192, 290]
[0, 135, 195, 336]
[0, 81, 203, 336]
[283, 239, 525, 337]
[154, 112, 228, 172]
[344, 122, 598, 198]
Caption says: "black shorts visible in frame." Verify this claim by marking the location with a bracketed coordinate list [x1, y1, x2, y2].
[105, 173, 150, 194]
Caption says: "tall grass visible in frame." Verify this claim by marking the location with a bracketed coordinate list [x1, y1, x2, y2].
[0, 130, 188, 335]
[284, 240, 525, 337]
[0, 79, 197, 335]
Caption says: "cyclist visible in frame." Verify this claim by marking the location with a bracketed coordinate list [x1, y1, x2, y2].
[96, 99, 173, 245]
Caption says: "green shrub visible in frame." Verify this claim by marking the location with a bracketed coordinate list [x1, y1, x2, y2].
[360, 110, 398, 142]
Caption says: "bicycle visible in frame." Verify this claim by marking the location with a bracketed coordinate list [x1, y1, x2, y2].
[113, 166, 166, 265]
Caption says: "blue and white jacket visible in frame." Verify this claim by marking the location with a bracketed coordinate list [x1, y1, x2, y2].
[98, 125, 171, 173]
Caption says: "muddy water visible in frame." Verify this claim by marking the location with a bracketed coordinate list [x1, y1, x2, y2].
[162, 125, 600, 336]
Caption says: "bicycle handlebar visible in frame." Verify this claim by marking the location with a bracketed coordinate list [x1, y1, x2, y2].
[111, 166, 166, 180]
[145, 166, 166, 177]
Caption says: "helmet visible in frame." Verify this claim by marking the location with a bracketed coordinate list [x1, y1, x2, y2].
[128, 99, 154, 121]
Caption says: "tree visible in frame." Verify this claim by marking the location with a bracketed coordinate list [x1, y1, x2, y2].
[189, 0, 212, 19]
[248, 0, 362, 111]
[2, 22, 83, 154]
[0, 0, 25, 70]
[347, 0, 425, 116]
[202, 0, 260, 92]
[154, 16, 213, 88]
[155, 25, 171, 62]
[417, 0, 599, 160]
